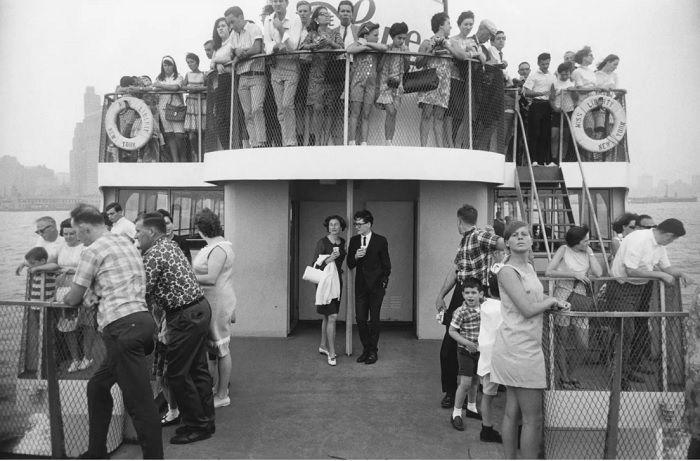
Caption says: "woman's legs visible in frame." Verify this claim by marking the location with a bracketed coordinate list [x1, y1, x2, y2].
[312, 103, 324, 145]
[320, 314, 328, 351]
[444, 115, 455, 148]
[348, 101, 362, 145]
[420, 105, 434, 147]
[360, 101, 373, 144]
[164, 133, 184, 162]
[215, 354, 232, 399]
[326, 313, 337, 357]
[65, 331, 80, 368]
[433, 106, 446, 148]
[384, 104, 397, 143]
[556, 324, 572, 384]
[502, 386, 522, 459]
[513, 387, 543, 459]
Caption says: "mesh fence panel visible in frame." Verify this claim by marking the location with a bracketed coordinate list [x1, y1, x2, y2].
[542, 278, 690, 459]
[0, 272, 121, 458]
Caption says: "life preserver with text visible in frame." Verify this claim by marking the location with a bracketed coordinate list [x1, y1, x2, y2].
[104, 96, 154, 151]
[571, 94, 627, 153]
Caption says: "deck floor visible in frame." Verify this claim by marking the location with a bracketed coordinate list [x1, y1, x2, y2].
[112, 323, 507, 459]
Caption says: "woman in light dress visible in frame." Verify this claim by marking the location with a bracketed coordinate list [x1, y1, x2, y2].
[193, 208, 236, 409]
[153, 55, 186, 162]
[595, 54, 620, 90]
[491, 221, 569, 459]
[183, 52, 206, 162]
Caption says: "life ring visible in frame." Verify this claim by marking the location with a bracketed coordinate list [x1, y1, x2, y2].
[570, 94, 627, 153]
[104, 96, 154, 151]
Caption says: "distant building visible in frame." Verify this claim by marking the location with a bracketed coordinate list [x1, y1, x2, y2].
[69, 87, 101, 197]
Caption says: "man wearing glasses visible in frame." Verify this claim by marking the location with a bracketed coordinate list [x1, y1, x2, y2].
[637, 214, 656, 229]
[15, 216, 64, 275]
[347, 210, 391, 365]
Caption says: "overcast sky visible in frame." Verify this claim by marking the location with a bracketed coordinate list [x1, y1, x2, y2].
[1, 0, 699, 183]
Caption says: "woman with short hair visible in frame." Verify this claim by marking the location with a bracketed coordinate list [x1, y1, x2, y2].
[192, 208, 236, 408]
[611, 212, 638, 259]
[311, 215, 347, 366]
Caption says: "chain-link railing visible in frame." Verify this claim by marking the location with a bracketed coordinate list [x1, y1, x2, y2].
[0, 272, 122, 458]
[541, 277, 689, 459]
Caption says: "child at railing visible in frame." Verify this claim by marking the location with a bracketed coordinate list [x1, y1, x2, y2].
[184, 52, 206, 162]
[347, 22, 388, 146]
[375, 22, 409, 146]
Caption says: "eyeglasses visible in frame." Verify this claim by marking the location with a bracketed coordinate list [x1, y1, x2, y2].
[35, 225, 53, 235]
[626, 225, 636, 229]
[353, 222, 368, 227]
[639, 225, 657, 229]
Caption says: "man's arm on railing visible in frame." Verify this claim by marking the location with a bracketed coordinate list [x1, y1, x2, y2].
[63, 282, 87, 307]
[626, 266, 676, 286]
[660, 265, 694, 287]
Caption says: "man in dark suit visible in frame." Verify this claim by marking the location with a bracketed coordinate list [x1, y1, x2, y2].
[347, 210, 391, 365]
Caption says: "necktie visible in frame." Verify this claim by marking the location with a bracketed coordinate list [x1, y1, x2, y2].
[362, 236, 366, 247]
[499, 51, 503, 62]
[343, 26, 348, 41]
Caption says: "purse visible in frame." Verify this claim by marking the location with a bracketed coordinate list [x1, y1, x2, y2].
[164, 94, 186, 122]
[324, 58, 346, 84]
[567, 280, 597, 312]
[402, 68, 439, 94]
[302, 266, 325, 284]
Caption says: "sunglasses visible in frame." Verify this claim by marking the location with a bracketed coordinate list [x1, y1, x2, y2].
[35, 225, 53, 235]
[639, 225, 657, 229]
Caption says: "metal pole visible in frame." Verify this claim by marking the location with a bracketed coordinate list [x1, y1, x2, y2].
[604, 316, 623, 459]
[468, 61, 473, 150]
[346, 180, 354, 356]
[660, 282, 668, 392]
[45, 306, 66, 459]
[229, 68, 236, 150]
[197, 93, 203, 162]
[343, 56, 350, 146]
[443, 0, 449, 14]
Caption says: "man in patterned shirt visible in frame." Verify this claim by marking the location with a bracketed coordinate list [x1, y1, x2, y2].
[62, 204, 162, 459]
[135, 212, 214, 445]
[434, 204, 504, 410]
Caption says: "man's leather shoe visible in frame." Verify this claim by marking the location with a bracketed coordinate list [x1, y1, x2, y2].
[176, 422, 215, 435]
[451, 415, 465, 431]
[356, 351, 369, 363]
[464, 409, 482, 420]
[170, 430, 211, 444]
[440, 393, 454, 409]
[364, 353, 378, 364]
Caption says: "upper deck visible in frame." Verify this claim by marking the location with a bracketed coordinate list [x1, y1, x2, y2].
[97, 50, 631, 189]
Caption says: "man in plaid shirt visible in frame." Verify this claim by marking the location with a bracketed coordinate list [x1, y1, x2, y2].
[435, 204, 504, 410]
[63, 204, 162, 459]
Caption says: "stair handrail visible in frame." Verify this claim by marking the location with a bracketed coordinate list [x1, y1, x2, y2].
[562, 111, 612, 274]
[514, 109, 552, 261]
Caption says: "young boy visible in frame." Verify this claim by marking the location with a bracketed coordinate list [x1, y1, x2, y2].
[476, 268, 504, 443]
[22, 247, 57, 376]
[448, 277, 484, 431]
[549, 61, 578, 162]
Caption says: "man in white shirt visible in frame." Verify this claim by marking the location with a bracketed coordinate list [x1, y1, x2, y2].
[263, 0, 303, 147]
[16, 216, 65, 274]
[106, 201, 136, 241]
[226, 6, 267, 148]
[329, 0, 360, 145]
[523, 52, 557, 166]
[609, 218, 692, 387]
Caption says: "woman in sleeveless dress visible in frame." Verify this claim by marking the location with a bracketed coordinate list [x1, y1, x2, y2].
[545, 225, 602, 389]
[193, 209, 236, 409]
[183, 52, 206, 162]
[491, 221, 569, 459]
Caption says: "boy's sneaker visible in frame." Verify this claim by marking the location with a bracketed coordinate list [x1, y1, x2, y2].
[450, 415, 465, 431]
[480, 426, 503, 443]
[464, 409, 482, 420]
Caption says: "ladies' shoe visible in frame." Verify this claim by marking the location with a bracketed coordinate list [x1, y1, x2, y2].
[328, 355, 337, 366]
[78, 358, 94, 371]
[161, 409, 180, 427]
[68, 360, 81, 373]
[318, 347, 329, 356]
[214, 395, 230, 408]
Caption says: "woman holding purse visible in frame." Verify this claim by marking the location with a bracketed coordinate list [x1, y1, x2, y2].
[153, 55, 186, 162]
[310, 215, 347, 366]
[545, 225, 603, 389]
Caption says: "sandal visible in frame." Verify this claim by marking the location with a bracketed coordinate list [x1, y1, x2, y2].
[161, 409, 180, 427]
[319, 347, 329, 356]
[327, 355, 337, 366]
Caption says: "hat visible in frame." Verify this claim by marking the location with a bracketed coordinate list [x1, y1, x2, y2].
[479, 19, 498, 35]
[657, 218, 686, 237]
[358, 21, 379, 38]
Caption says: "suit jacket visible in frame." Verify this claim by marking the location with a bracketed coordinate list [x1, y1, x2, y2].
[347, 233, 391, 290]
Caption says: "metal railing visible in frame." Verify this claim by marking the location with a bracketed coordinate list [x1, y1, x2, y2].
[540, 276, 689, 459]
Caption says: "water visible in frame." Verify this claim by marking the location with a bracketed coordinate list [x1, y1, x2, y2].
[1, 204, 699, 303]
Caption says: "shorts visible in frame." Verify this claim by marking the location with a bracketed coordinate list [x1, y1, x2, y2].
[445, 78, 466, 119]
[480, 373, 499, 396]
[457, 348, 479, 377]
[350, 78, 377, 105]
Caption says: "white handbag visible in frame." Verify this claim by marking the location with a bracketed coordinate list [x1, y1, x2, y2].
[302, 266, 325, 284]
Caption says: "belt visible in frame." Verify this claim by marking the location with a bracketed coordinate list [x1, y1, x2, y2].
[531, 99, 550, 104]
[239, 71, 265, 77]
[168, 296, 205, 315]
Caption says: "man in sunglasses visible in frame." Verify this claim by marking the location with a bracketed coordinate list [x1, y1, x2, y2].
[15, 216, 64, 275]
[637, 214, 656, 229]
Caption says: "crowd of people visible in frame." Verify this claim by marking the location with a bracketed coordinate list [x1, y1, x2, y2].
[14, 199, 694, 458]
[106, 1, 623, 164]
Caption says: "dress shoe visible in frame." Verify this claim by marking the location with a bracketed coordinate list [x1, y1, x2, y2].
[464, 409, 482, 420]
[364, 353, 378, 365]
[170, 430, 211, 444]
[451, 415, 465, 431]
[440, 393, 454, 409]
[356, 351, 369, 363]
[161, 409, 181, 427]
[176, 422, 215, 435]
[480, 426, 503, 443]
